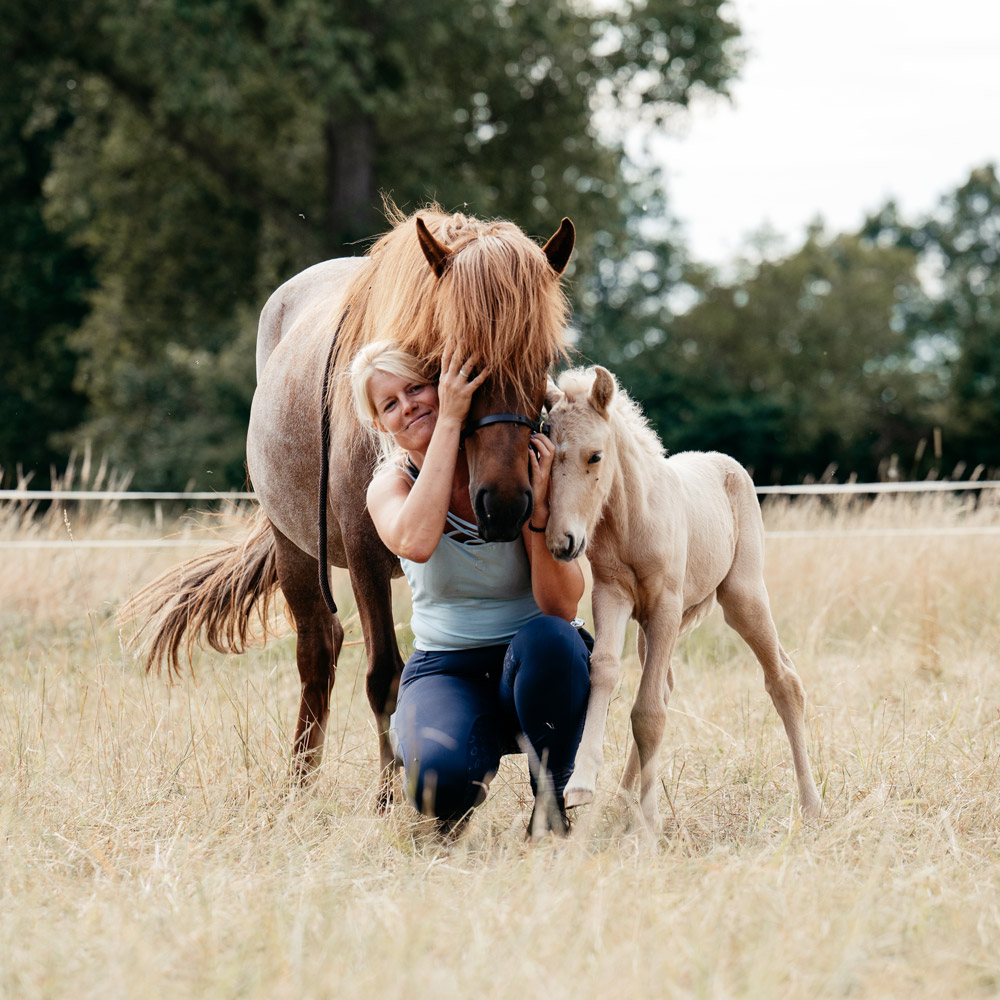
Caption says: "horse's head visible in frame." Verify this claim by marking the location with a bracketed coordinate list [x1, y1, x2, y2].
[459, 375, 548, 541]
[543, 366, 619, 561]
[416, 213, 575, 541]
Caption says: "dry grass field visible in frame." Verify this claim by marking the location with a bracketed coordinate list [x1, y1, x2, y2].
[2, 485, 999, 999]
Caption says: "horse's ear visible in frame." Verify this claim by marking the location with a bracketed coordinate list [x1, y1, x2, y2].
[416, 216, 453, 278]
[544, 377, 563, 410]
[542, 218, 575, 275]
[590, 366, 616, 417]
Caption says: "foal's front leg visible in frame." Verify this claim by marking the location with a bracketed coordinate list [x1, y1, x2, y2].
[629, 595, 682, 832]
[564, 585, 632, 809]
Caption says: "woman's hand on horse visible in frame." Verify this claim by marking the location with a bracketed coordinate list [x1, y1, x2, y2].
[438, 348, 487, 423]
[528, 432, 555, 525]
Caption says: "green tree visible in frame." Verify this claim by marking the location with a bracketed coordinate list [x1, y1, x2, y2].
[0, 35, 92, 486]
[865, 165, 1000, 475]
[5, 0, 741, 488]
[597, 226, 930, 483]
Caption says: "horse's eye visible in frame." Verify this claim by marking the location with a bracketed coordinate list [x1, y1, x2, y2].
[587, 452, 602, 465]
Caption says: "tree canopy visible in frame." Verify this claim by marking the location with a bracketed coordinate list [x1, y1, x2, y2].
[3, 0, 740, 487]
[4, 3, 998, 489]
[576, 165, 1000, 483]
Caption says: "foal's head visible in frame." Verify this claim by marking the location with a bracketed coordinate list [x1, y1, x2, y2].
[544, 365, 620, 561]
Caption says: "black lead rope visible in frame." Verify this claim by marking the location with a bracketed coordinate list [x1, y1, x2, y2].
[317, 309, 349, 616]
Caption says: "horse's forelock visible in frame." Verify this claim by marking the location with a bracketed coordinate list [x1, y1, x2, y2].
[331, 208, 571, 421]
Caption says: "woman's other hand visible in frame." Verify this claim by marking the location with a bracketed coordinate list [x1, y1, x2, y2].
[437, 348, 487, 426]
[528, 431, 554, 529]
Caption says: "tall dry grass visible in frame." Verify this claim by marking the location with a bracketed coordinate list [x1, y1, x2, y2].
[1, 488, 999, 998]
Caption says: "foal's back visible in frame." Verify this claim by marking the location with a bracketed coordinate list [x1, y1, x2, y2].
[618, 450, 760, 603]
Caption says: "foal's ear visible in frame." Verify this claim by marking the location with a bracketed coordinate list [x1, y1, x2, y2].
[416, 216, 453, 278]
[590, 366, 616, 417]
[544, 376, 563, 410]
[542, 218, 575, 275]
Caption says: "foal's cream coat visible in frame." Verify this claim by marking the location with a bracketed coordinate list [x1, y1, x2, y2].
[545, 366, 822, 830]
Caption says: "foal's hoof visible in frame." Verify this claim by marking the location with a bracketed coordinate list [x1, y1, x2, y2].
[563, 786, 594, 809]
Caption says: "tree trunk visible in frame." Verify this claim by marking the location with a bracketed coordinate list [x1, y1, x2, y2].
[324, 112, 377, 252]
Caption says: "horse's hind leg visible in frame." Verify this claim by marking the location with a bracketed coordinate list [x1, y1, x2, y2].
[272, 525, 344, 779]
[716, 572, 821, 818]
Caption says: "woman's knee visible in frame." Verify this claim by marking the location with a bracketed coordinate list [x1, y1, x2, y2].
[401, 721, 496, 820]
[509, 616, 584, 667]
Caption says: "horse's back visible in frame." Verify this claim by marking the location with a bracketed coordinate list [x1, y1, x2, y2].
[248, 256, 368, 561]
[256, 257, 368, 380]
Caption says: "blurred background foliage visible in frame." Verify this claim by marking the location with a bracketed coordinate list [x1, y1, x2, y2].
[1, 0, 997, 488]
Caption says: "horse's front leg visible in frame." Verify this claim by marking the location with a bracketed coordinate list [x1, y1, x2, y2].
[630, 595, 682, 833]
[616, 625, 676, 801]
[342, 522, 404, 814]
[563, 584, 632, 809]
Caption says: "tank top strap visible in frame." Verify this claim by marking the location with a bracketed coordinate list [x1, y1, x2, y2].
[400, 455, 483, 545]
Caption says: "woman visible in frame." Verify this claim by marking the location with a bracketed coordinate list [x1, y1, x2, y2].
[350, 340, 591, 833]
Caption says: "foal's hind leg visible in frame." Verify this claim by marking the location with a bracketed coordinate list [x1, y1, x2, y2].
[272, 526, 344, 779]
[716, 574, 821, 818]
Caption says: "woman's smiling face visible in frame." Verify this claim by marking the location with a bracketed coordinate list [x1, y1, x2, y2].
[369, 369, 439, 452]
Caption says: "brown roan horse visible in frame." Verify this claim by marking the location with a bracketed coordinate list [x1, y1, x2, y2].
[120, 207, 575, 808]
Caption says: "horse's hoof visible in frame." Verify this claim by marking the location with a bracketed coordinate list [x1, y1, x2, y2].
[564, 786, 593, 809]
[375, 781, 395, 816]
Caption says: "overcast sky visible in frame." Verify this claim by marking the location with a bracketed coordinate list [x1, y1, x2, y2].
[651, 0, 1000, 267]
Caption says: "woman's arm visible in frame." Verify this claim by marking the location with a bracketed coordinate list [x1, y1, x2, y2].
[523, 432, 585, 619]
[366, 351, 485, 562]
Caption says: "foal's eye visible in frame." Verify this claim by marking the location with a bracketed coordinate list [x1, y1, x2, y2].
[587, 452, 602, 465]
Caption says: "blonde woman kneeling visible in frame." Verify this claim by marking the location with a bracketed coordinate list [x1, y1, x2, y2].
[350, 341, 591, 832]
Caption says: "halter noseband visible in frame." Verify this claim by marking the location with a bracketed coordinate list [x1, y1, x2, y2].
[461, 413, 549, 441]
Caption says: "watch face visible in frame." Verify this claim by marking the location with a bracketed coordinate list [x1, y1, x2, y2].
[570, 618, 585, 629]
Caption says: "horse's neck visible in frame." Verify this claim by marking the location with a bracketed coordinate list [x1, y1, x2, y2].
[597, 420, 667, 545]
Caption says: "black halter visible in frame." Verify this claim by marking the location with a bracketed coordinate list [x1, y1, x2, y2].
[461, 413, 549, 441]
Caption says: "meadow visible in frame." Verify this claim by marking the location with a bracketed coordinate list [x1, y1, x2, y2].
[1, 481, 999, 999]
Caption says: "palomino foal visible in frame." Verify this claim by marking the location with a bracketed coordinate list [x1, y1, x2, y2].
[544, 366, 822, 831]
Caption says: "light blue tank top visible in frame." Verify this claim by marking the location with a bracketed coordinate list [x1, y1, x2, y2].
[398, 461, 542, 651]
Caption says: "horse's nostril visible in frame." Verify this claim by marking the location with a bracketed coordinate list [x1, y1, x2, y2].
[474, 488, 489, 522]
[564, 533, 574, 555]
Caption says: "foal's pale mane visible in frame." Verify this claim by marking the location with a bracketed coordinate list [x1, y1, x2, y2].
[557, 367, 666, 466]
[326, 205, 572, 426]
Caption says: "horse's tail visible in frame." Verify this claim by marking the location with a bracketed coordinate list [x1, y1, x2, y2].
[119, 509, 281, 676]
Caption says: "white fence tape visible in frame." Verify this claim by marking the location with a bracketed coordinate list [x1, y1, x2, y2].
[3, 483, 1000, 549]
[0, 490, 255, 501]
[5, 527, 1000, 550]
[3, 481, 1000, 503]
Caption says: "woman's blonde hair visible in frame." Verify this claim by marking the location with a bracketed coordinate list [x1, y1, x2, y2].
[348, 340, 435, 469]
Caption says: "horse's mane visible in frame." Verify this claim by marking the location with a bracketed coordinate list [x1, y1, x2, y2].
[327, 204, 572, 423]
[557, 367, 667, 465]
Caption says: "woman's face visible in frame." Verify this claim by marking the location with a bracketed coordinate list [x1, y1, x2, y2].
[368, 370, 439, 453]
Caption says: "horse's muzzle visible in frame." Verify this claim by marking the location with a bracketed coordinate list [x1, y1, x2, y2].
[550, 530, 586, 562]
[474, 487, 532, 542]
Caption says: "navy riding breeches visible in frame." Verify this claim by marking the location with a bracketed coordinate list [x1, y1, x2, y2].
[393, 615, 591, 823]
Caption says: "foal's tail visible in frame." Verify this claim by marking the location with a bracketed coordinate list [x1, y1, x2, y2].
[118, 509, 281, 676]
